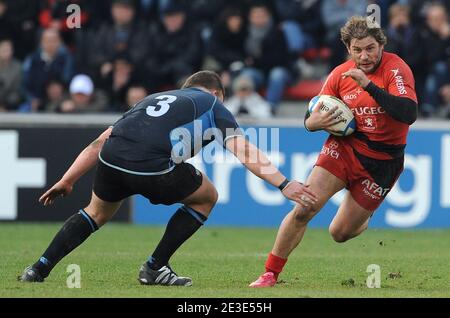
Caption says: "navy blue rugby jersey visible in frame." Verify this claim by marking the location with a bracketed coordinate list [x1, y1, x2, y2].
[99, 88, 243, 174]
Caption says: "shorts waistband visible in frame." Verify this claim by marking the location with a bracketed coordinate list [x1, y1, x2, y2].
[98, 154, 176, 176]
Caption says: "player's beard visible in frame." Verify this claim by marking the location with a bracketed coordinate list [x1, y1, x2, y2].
[358, 47, 383, 74]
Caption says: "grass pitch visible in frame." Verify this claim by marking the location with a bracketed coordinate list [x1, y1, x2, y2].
[1, 223, 449, 298]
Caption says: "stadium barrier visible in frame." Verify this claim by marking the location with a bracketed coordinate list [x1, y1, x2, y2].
[0, 114, 130, 222]
[1, 114, 450, 228]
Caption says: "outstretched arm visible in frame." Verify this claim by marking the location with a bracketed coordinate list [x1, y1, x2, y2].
[39, 127, 112, 206]
[225, 136, 318, 207]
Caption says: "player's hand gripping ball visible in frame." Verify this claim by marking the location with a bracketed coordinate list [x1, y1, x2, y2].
[308, 95, 356, 136]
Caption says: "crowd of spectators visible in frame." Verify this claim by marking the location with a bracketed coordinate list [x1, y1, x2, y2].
[0, 0, 450, 118]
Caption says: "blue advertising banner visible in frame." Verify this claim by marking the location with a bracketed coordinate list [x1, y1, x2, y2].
[133, 126, 450, 228]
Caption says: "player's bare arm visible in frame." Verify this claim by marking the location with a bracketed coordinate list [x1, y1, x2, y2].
[39, 127, 113, 206]
[225, 136, 318, 207]
[305, 102, 344, 133]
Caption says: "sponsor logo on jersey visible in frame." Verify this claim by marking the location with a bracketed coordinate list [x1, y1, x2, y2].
[352, 106, 386, 116]
[321, 145, 340, 159]
[329, 140, 339, 150]
[391, 68, 407, 95]
[358, 115, 377, 131]
[361, 179, 390, 200]
[343, 88, 363, 102]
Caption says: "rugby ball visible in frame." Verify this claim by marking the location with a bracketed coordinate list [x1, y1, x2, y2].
[308, 95, 356, 136]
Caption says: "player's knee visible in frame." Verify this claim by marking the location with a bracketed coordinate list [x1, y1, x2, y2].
[211, 187, 219, 206]
[293, 205, 317, 225]
[204, 186, 218, 211]
[330, 232, 351, 243]
[329, 226, 351, 243]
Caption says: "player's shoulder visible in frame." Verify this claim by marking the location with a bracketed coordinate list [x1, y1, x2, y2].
[150, 88, 212, 105]
[321, 60, 355, 92]
[326, 59, 356, 83]
[172, 87, 215, 102]
[149, 88, 187, 98]
[330, 59, 355, 76]
[381, 51, 411, 70]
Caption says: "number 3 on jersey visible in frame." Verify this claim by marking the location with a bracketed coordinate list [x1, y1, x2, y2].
[146, 95, 177, 117]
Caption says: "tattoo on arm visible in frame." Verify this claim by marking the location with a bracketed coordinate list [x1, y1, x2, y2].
[89, 138, 102, 149]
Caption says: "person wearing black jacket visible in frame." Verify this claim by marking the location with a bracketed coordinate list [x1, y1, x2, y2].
[145, 3, 203, 91]
[237, 2, 297, 115]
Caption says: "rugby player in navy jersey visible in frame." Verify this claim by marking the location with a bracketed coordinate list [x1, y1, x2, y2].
[19, 71, 317, 286]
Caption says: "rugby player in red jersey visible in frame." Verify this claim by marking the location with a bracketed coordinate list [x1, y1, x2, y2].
[250, 16, 418, 288]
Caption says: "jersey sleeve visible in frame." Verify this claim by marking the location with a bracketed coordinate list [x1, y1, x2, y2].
[212, 101, 243, 145]
[385, 59, 417, 103]
[111, 106, 137, 127]
[319, 67, 340, 97]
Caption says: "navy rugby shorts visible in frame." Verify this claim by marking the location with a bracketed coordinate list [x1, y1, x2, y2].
[93, 161, 203, 205]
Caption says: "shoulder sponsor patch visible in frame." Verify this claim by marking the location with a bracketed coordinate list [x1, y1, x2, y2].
[391, 69, 407, 95]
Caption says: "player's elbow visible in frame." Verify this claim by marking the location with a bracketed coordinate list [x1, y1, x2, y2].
[404, 103, 418, 125]
[392, 102, 417, 125]
[400, 100, 418, 125]
[403, 114, 417, 126]
[407, 107, 418, 125]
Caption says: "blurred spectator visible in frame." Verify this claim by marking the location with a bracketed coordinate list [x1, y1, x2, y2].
[0, 0, 14, 41]
[42, 77, 68, 112]
[59, 74, 107, 113]
[420, 3, 450, 117]
[126, 84, 148, 108]
[0, 39, 23, 111]
[86, 1, 116, 29]
[187, 0, 228, 42]
[23, 28, 73, 111]
[38, 0, 91, 49]
[3, 0, 40, 60]
[321, 0, 367, 69]
[238, 2, 296, 115]
[6, 0, 450, 116]
[439, 83, 450, 118]
[369, 0, 398, 28]
[402, 0, 450, 28]
[133, 0, 159, 22]
[384, 3, 426, 103]
[274, 0, 316, 54]
[99, 53, 141, 111]
[205, 7, 247, 91]
[422, 2, 450, 64]
[225, 75, 271, 118]
[145, 3, 203, 90]
[188, 0, 227, 24]
[84, 0, 148, 81]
